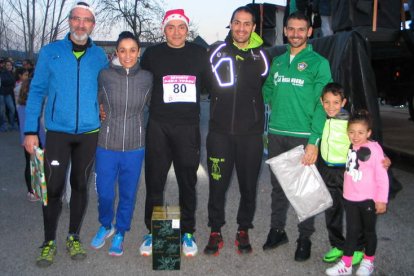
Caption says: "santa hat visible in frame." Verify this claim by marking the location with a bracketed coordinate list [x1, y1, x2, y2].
[70, 2, 95, 19]
[162, 9, 189, 30]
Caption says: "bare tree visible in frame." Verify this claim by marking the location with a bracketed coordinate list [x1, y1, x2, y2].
[37, 0, 69, 48]
[97, 0, 166, 42]
[1, 0, 70, 59]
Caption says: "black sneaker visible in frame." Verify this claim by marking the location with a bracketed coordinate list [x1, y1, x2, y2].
[235, 230, 252, 254]
[262, 228, 288, 251]
[204, 232, 224, 256]
[294, 237, 311, 262]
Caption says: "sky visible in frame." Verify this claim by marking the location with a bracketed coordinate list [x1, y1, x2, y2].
[165, 0, 286, 44]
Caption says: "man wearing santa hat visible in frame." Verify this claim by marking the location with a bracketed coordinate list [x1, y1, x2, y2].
[139, 9, 211, 258]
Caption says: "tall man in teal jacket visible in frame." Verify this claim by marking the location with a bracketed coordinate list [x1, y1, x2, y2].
[24, 2, 108, 267]
[262, 11, 332, 262]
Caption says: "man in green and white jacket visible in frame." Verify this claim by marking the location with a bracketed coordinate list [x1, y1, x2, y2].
[262, 11, 332, 262]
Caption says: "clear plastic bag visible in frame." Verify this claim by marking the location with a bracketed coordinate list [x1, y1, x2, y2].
[266, 145, 332, 222]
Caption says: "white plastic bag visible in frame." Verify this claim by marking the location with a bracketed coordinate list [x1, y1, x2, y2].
[265, 145, 333, 222]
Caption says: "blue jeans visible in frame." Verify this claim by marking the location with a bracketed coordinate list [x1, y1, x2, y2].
[95, 146, 145, 235]
[0, 94, 16, 128]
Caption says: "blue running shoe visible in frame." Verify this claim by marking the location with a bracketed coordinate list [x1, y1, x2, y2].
[109, 232, 124, 256]
[91, 225, 114, 249]
[139, 234, 152, 256]
[182, 233, 198, 257]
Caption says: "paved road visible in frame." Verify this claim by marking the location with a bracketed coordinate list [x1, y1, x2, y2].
[0, 102, 413, 275]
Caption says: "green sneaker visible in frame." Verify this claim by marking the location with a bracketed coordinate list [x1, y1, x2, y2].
[352, 250, 364, 265]
[322, 247, 343, 263]
[66, 235, 87, 260]
[36, 240, 57, 267]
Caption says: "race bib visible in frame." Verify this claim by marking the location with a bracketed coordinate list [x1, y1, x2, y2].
[163, 75, 197, 103]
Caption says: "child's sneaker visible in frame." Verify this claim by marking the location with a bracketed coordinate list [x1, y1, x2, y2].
[139, 234, 152, 256]
[108, 232, 124, 256]
[323, 247, 343, 263]
[352, 251, 364, 265]
[90, 225, 115, 249]
[325, 260, 352, 275]
[66, 235, 86, 260]
[182, 233, 198, 257]
[204, 232, 224, 256]
[356, 259, 374, 276]
[36, 240, 57, 267]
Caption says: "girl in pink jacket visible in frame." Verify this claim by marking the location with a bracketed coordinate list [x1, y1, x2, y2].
[326, 109, 389, 276]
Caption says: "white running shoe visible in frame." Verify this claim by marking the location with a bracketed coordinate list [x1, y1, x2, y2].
[356, 259, 374, 276]
[325, 260, 352, 275]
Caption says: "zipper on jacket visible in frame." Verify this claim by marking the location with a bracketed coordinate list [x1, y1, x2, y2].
[105, 125, 110, 148]
[231, 62, 241, 133]
[139, 87, 151, 147]
[326, 119, 332, 160]
[51, 95, 57, 121]
[75, 56, 83, 133]
[122, 69, 129, 151]
[102, 86, 111, 149]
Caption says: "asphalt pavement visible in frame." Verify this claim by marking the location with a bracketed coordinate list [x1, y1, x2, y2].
[0, 102, 413, 275]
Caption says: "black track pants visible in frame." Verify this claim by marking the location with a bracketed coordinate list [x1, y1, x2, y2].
[206, 131, 263, 231]
[43, 131, 98, 241]
[144, 119, 200, 234]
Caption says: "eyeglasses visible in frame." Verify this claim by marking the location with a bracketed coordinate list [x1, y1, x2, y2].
[70, 16, 94, 24]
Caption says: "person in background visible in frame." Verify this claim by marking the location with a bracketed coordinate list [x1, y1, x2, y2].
[90, 31, 152, 257]
[23, 1, 108, 267]
[0, 60, 17, 131]
[262, 11, 332, 262]
[16, 78, 46, 202]
[138, 8, 211, 258]
[325, 109, 389, 276]
[14, 68, 30, 104]
[23, 59, 35, 77]
[313, 0, 333, 37]
[204, 5, 269, 256]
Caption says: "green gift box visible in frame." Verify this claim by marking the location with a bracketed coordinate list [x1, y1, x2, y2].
[151, 206, 181, 270]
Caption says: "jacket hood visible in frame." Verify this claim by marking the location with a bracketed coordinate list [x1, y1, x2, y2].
[329, 108, 349, 120]
[224, 31, 263, 50]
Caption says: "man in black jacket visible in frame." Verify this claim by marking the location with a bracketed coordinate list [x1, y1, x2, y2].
[204, 6, 269, 256]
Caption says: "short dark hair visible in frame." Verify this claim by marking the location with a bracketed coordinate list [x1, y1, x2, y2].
[285, 11, 311, 28]
[230, 6, 256, 24]
[116, 31, 140, 49]
[321, 82, 346, 100]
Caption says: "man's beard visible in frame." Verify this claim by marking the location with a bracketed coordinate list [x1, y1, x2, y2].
[71, 32, 89, 43]
[70, 26, 90, 43]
